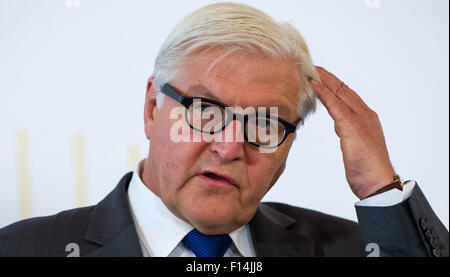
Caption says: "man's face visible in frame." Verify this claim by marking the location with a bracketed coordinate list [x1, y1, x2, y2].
[143, 51, 302, 234]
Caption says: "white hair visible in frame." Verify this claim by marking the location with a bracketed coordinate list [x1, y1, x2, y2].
[151, 2, 320, 124]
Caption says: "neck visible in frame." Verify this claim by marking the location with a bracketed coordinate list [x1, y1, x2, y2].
[139, 158, 161, 198]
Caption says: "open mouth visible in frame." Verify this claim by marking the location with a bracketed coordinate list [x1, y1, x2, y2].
[200, 171, 237, 187]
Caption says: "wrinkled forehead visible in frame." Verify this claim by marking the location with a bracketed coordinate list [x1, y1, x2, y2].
[173, 50, 302, 121]
[185, 84, 296, 120]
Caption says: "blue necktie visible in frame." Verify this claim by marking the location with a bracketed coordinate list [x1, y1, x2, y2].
[182, 229, 232, 257]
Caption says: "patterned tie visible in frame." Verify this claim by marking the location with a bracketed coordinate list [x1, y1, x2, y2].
[182, 229, 232, 257]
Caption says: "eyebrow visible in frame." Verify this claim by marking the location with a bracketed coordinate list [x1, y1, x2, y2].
[185, 84, 294, 120]
[186, 84, 222, 102]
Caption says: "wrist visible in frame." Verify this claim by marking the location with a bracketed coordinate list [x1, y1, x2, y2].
[362, 174, 403, 200]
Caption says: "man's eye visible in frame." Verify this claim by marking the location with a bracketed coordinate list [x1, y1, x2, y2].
[257, 118, 274, 128]
[192, 104, 209, 112]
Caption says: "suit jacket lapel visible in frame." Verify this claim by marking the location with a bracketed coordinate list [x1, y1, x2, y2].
[83, 172, 143, 257]
[249, 203, 315, 257]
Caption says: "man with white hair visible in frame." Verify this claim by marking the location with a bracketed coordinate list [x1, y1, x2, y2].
[0, 2, 447, 257]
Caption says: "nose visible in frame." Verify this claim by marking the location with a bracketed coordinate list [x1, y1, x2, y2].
[209, 119, 245, 162]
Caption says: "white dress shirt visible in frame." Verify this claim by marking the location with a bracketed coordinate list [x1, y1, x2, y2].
[127, 162, 416, 257]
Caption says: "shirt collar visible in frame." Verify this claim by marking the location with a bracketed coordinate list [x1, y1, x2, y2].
[127, 162, 255, 257]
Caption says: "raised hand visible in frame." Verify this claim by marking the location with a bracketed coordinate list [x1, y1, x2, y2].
[310, 66, 397, 200]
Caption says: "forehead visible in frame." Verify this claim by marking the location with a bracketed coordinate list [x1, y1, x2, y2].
[185, 84, 293, 118]
[173, 51, 302, 121]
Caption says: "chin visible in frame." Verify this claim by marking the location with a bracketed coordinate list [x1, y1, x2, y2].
[184, 205, 242, 234]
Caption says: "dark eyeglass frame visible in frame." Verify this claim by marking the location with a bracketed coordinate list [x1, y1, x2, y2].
[160, 83, 301, 149]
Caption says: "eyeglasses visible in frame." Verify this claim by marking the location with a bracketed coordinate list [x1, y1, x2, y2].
[159, 83, 301, 149]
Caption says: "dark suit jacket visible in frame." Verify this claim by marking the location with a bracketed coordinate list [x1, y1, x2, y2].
[0, 172, 448, 257]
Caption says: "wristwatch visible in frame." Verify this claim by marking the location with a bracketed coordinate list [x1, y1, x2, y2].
[366, 174, 403, 198]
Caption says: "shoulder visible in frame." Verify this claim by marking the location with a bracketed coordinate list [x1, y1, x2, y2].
[260, 202, 365, 255]
[0, 205, 95, 256]
[261, 202, 359, 230]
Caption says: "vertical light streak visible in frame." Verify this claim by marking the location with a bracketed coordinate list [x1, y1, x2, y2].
[16, 130, 32, 219]
[72, 134, 87, 207]
[128, 145, 140, 172]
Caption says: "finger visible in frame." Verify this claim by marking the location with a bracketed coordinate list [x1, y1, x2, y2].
[316, 66, 371, 114]
[316, 66, 342, 92]
[316, 66, 370, 112]
[311, 79, 353, 122]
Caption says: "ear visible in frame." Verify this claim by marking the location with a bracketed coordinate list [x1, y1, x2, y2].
[144, 76, 158, 140]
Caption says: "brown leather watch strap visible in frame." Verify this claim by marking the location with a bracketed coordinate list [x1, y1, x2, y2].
[365, 174, 403, 199]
